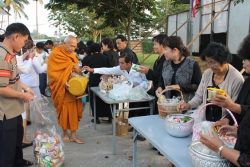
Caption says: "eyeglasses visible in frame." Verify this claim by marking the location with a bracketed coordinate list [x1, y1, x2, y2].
[206, 61, 218, 67]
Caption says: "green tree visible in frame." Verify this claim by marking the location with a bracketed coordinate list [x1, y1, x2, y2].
[48, 4, 114, 42]
[4, 0, 29, 20]
[45, 0, 159, 47]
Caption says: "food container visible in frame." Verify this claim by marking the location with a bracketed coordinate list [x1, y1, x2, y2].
[165, 114, 194, 137]
[189, 141, 230, 167]
[157, 88, 183, 119]
[68, 77, 88, 96]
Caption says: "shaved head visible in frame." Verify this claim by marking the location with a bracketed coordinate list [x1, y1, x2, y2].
[63, 35, 77, 53]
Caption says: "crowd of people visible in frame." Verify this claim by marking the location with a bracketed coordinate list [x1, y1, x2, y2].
[0, 22, 249, 167]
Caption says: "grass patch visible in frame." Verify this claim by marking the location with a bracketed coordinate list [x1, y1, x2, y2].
[137, 53, 159, 69]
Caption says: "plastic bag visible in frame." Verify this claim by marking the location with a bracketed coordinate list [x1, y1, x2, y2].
[128, 86, 153, 100]
[30, 96, 65, 167]
[109, 81, 133, 101]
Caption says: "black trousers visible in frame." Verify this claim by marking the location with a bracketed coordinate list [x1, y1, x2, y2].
[0, 115, 24, 167]
[39, 73, 47, 96]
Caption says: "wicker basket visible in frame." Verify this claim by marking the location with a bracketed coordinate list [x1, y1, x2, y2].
[192, 103, 238, 146]
[157, 88, 183, 119]
[112, 118, 128, 136]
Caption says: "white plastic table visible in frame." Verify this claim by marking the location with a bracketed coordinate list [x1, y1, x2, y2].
[90, 87, 155, 155]
[128, 115, 193, 167]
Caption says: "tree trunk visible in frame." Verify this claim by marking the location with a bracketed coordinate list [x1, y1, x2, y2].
[36, 1, 39, 39]
[77, 36, 81, 42]
[126, 18, 132, 49]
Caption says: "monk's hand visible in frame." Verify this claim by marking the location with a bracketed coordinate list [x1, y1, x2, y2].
[73, 64, 80, 70]
[83, 66, 94, 73]
[65, 81, 70, 90]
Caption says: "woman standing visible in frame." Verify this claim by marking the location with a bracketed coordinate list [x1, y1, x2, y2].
[137, 34, 167, 114]
[84, 43, 112, 124]
[155, 36, 202, 103]
[101, 38, 119, 67]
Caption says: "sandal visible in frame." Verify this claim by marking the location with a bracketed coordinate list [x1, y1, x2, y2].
[21, 159, 33, 166]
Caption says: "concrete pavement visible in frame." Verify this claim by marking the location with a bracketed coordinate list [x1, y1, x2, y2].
[23, 97, 169, 167]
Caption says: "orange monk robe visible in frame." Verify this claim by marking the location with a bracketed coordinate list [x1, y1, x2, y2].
[47, 45, 83, 131]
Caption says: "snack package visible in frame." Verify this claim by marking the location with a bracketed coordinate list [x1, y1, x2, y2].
[99, 75, 127, 92]
[207, 88, 226, 101]
[30, 96, 65, 167]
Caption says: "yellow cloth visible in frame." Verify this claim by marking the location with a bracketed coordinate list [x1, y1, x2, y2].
[47, 45, 83, 131]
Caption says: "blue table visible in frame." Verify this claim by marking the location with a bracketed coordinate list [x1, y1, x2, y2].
[129, 115, 193, 167]
[90, 87, 155, 155]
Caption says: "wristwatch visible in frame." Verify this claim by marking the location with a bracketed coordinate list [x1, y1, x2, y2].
[218, 145, 225, 157]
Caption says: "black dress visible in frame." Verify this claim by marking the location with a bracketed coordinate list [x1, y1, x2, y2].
[233, 105, 250, 166]
[217, 77, 250, 166]
[225, 77, 250, 125]
[103, 49, 119, 67]
[145, 55, 165, 114]
[84, 53, 112, 118]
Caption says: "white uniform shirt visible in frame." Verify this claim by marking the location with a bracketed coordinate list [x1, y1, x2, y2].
[94, 64, 150, 90]
[35, 51, 49, 73]
[16, 55, 32, 74]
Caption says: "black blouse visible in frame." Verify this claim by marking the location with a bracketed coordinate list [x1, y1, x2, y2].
[233, 108, 250, 166]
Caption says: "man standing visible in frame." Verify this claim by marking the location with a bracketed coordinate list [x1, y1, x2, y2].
[35, 42, 49, 96]
[0, 23, 35, 167]
[44, 40, 54, 54]
[48, 35, 85, 144]
[84, 53, 149, 90]
[116, 35, 139, 64]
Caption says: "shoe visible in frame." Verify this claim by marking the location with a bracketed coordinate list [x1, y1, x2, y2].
[136, 135, 146, 141]
[102, 117, 112, 124]
[27, 120, 31, 126]
[22, 142, 33, 149]
[158, 151, 163, 156]
[152, 146, 157, 150]
[91, 118, 100, 124]
[128, 127, 134, 132]
[20, 159, 33, 166]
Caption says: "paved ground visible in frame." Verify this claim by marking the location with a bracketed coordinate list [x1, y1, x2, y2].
[23, 97, 169, 167]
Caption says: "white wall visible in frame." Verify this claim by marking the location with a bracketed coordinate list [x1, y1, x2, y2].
[192, 10, 201, 53]
[177, 12, 188, 46]
[167, 15, 177, 36]
[228, 0, 250, 54]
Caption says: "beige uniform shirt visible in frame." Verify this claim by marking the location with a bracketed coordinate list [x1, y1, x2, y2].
[0, 44, 24, 120]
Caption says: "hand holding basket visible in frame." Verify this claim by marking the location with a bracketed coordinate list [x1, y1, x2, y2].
[157, 88, 184, 119]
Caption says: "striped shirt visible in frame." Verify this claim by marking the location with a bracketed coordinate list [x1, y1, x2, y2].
[0, 44, 24, 120]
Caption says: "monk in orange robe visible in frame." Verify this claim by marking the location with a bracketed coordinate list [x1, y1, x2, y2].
[47, 35, 84, 144]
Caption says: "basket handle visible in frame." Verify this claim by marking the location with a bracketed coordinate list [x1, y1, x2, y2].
[199, 103, 238, 127]
[158, 88, 184, 101]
